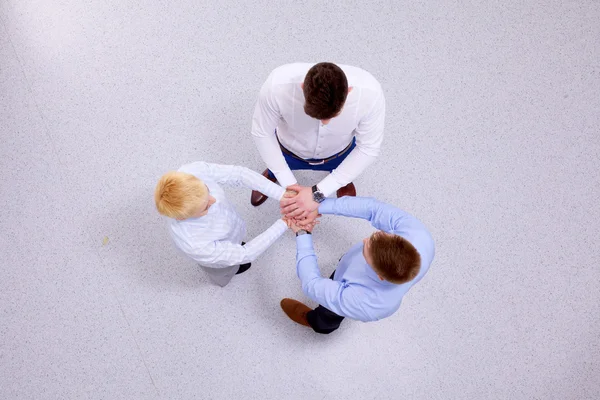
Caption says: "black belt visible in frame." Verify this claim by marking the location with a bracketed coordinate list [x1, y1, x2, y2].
[278, 139, 354, 166]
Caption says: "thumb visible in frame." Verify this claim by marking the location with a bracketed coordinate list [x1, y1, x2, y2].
[286, 184, 303, 191]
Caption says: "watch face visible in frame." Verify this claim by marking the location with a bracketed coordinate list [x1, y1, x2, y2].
[312, 185, 325, 203]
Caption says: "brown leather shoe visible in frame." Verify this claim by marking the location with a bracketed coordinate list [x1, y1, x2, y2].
[336, 182, 356, 198]
[280, 298, 311, 327]
[251, 169, 277, 206]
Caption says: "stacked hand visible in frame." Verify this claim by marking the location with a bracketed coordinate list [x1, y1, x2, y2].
[285, 216, 319, 233]
[280, 185, 321, 231]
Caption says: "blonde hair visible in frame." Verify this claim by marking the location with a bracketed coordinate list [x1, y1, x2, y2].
[154, 171, 208, 219]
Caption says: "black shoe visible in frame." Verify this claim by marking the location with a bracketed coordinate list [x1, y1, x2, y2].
[236, 242, 250, 274]
[236, 263, 251, 275]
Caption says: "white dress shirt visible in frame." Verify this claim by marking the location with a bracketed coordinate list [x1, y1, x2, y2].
[169, 162, 287, 268]
[251, 63, 385, 196]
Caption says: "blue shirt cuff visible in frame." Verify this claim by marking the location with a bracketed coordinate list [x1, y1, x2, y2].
[296, 233, 314, 249]
[318, 198, 335, 215]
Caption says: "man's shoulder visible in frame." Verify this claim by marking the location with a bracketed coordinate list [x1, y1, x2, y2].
[338, 64, 382, 93]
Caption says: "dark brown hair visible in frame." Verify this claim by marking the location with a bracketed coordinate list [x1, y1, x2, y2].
[303, 62, 348, 120]
[369, 232, 421, 284]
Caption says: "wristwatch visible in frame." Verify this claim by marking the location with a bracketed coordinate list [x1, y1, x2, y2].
[296, 229, 312, 237]
[311, 185, 326, 203]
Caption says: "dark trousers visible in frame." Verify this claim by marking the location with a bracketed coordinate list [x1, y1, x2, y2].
[267, 138, 356, 180]
[306, 271, 345, 334]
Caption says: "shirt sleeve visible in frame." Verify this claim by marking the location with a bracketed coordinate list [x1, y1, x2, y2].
[182, 219, 288, 266]
[317, 92, 385, 196]
[250, 72, 297, 188]
[319, 196, 435, 275]
[317, 196, 414, 233]
[183, 162, 286, 200]
[295, 234, 374, 322]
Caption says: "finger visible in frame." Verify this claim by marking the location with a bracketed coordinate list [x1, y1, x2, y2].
[287, 208, 305, 218]
[280, 197, 297, 207]
[281, 205, 299, 215]
[286, 184, 303, 192]
[288, 211, 304, 219]
[297, 210, 311, 219]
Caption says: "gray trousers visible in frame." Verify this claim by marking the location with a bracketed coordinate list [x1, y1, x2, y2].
[200, 264, 239, 287]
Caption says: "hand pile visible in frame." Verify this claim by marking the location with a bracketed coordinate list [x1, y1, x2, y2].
[280, 184, 321, 232]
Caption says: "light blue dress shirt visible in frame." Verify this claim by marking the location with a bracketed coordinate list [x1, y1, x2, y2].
[295, 197, 435, 322]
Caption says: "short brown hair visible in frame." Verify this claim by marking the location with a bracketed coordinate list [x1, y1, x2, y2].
[369, 232, 421, 284]
[154, 171, 208, 219]
[303, 62, 348, 120]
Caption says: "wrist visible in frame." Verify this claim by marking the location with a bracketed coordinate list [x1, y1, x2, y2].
[295, 229, 312, 237]
[311, 185, 325, 203]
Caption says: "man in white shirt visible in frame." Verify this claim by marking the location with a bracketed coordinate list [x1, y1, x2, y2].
[250, 62, 385, 224]
[155, 162, 291, 287]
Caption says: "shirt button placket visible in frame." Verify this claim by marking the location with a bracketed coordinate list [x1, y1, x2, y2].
[315, 123, 324, 158]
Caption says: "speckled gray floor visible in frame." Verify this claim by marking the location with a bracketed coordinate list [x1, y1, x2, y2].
[1, 1, 599, 399]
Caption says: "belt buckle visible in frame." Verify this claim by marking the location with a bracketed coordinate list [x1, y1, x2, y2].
[308, 159, 325, 166]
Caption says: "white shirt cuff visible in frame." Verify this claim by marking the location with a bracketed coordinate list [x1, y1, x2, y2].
[275, 170, 297, 190]
[316, 175, 340, 197]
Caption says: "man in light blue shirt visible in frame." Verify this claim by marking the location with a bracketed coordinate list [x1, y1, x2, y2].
[280, 196, 435, 334]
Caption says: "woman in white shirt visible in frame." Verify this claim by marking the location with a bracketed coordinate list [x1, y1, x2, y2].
[155, 162, 291, 287]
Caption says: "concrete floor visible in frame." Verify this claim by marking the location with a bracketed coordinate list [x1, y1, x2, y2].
[1, 1, 599, 399]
